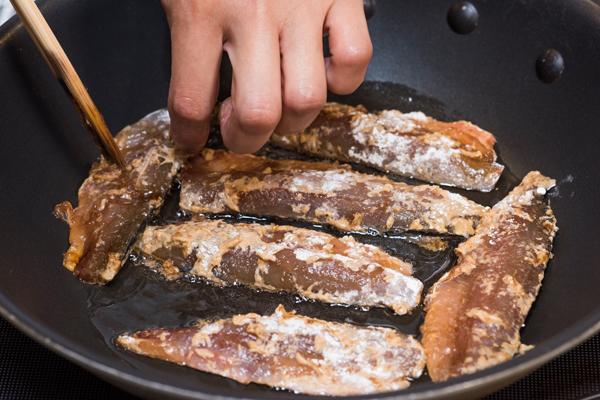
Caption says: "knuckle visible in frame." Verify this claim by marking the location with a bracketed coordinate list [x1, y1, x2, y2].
[338, 41, 373, 70]
[237, 103, 281, 132]
[284, 87, 326, 115]
[169, 93, 212, 124]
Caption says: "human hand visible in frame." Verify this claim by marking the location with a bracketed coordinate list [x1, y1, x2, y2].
[161, 0, 372, 154]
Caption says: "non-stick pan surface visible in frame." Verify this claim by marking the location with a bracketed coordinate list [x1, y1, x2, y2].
[2, 0, 600, 399]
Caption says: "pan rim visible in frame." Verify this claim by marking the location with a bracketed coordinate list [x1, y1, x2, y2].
[3, 0, 600, 398]
[2, 290, 600, 400]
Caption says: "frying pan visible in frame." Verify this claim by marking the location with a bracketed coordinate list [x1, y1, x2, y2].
[1, 0, 600, 399]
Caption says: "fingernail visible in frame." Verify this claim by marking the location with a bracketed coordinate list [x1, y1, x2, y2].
[324, 57, 331, 71]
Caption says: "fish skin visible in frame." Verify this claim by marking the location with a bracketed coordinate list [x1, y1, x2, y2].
[421, 171, 557, 382]
[270, 102, 504, 192]
[54, 109, 187, 284]
[117, 305, 426, 396]
[180, 149, 487, 237]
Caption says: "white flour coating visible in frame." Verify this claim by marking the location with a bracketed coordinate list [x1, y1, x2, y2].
[302, 233, 327, 247]
[422, 171, 557, 382]
[348, 112, 462, 179]
[377, 110, 427, 132]
[136, 219, 421, 313]
[180, 150, 486, 235]
[118, 305, 426, 395]
[194, 231, 239, 276]
[290, 170, 358, 193]
[349, 113, 380, 145]
[288, 246, 421, 306]
[412, 136, 460, 164]
[349, 110, 457, 174]
[348, 146, 388, 168]
[323, 275, 422, 312]
[269, 102, 503, 191]
[384, 137, 460, 178]
[228, 306, 424, 387]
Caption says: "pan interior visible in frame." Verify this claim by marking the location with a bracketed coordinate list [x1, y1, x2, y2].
[1, 0, 600, 399]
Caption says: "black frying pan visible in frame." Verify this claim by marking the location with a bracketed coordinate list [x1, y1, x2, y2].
[1, 0, 600, 399]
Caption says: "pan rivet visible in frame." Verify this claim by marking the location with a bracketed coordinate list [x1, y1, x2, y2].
[447, 1, 478, 34]
[536, 49, 564, 84]
[363, 0, 376, 21]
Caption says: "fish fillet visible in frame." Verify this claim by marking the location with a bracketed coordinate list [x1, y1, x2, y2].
[117, 305, 426, 396]
[421, 171, 557, 381]
[136, 218, 422, 314]
[270, 103, 504, 192]
[54, 110, 186, 284]
[180, 149, 487, 237]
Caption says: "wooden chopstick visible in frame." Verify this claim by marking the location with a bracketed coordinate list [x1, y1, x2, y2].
[10, 0, 126, 169]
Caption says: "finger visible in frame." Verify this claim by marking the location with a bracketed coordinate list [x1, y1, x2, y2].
[221, 23, 282, 154]
[166, 2, 223, 153]
[275, 13, 327, 135]
[324, 0, 373, 95]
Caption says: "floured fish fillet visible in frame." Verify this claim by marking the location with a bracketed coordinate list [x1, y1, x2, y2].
[117, 305, 426, 396]
[270, 103, 504, 192]
[136, 218, 422, 314]
[54, 110, 186, 284]
[180, 149, 487, 237]
[421, 171, 557, 382]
